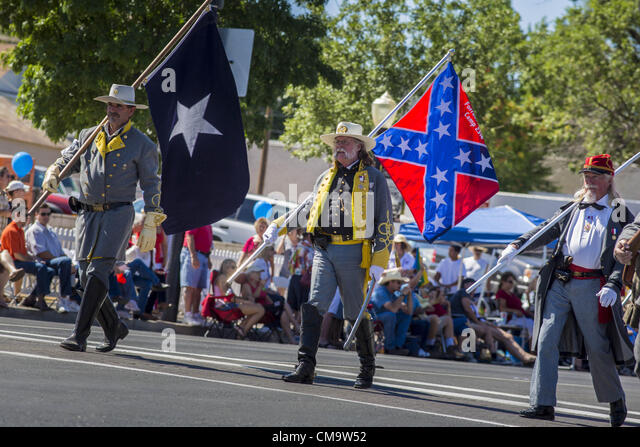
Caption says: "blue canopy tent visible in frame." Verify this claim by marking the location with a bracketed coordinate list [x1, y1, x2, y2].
[398, 205, 554, 248]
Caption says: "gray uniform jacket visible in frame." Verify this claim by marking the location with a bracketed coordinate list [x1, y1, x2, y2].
[55, 123, 162, 261]
[513, 201, 634, 364]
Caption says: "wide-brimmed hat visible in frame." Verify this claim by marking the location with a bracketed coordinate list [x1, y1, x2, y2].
[393, 234, 410, 246]
[245, 262, 265, 274]
[94, 84, 148, 109]
[378, 268, 410, 285]
[471, 246, 488, 253]
[579, 154, 614, 175]
[6, 180, 28, 192]
[320, 121, 377, 151]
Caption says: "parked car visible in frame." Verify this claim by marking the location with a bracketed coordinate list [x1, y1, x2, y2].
[211, 193, 298, 243]
[32, 165, 81, 214]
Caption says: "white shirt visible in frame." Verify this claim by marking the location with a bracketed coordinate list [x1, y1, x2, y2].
[562, 195, 612, 270]
[388, 250, 415, 270]
[463, 256, 488, 282]
[436, 257, 467, 293]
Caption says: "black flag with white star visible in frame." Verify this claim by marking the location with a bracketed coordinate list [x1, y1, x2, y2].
[145, 9, 249, 234]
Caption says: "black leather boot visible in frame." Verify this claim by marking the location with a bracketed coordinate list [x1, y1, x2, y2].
[519, 405, 555, 420]
[610, 398, 627, 427]
[60, 276, 108, 352]
[353, 318, 376, 389]
[282, 303, 322, 384]
[95, 297, 129, 353]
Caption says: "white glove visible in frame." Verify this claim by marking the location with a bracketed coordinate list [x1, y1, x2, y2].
[596, 286, 617, 308]
[136, 212, 166, 252]
[370, 265, 384, 282]
[42, 165, 60, 193]
[263, 223, 279, 245]
[498, 244, 518, 264]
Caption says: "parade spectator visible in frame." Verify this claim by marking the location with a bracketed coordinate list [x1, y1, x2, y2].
[144, 224, 169, 317]
[388, 234, 415, 272]
[253, 246, 300, 343]
[1, 182, 53, 311]
[463, 246, 489, 282]
[180, 224, 213, 326]
[275, 229, 298, 296]
[238, 217, 269, 267]
[421, 285, 465, 359]
[125, 213, 169, 319]
[495, 272, 534, 340]
[319, 288, 343, 349]
[371, 268, 412, 355]
[0, 166, 13, 228]
[434, 244, 467, 294]
[214, 259, 264, 338]
[25, 203, 79, 313]
[286, 231, 313, 327]
[451, 277, 536, 365]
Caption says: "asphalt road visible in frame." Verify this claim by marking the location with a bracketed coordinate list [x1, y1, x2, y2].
[1, 315, 639, 429]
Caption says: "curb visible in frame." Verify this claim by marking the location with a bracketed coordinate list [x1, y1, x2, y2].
[0, 306, 207, 337]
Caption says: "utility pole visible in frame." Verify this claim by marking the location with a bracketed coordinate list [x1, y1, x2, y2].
[256, 106, 273, 195]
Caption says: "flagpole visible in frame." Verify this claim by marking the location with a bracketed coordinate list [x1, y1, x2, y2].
[466, 150, 640, 294]
[28, 0, 214, 216]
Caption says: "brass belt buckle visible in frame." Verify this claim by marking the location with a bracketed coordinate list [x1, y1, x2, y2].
[94, 204, 104, 212]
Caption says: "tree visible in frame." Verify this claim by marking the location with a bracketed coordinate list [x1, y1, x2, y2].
[520, 0, 640, 170]
[0, 0, 339, 144]
[280, 0, 554, 193]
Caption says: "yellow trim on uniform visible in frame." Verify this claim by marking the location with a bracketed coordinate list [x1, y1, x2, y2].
[95, 121, 133, 159]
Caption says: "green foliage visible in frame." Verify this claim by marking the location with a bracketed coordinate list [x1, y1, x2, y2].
[0, 0, 337, 145]
[280, 0, 554, 192]
[520, 0, 640, 166]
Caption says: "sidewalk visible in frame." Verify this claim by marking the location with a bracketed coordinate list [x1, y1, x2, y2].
[0, 302, 208, 337]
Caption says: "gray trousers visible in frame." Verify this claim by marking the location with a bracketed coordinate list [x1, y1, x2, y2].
[78, 258, 116, 290]
[530, 278, 624, 406]
[308, 243, 366, 321]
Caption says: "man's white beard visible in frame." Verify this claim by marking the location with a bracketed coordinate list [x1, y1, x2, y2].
[583, 189, 597, 203]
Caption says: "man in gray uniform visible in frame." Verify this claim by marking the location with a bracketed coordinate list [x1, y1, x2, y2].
[501, 154, 633, 426]
[43, 84, 166, 353]
[265, 121, 393, 389]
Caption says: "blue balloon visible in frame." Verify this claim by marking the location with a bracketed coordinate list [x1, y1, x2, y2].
[12, 152, 33, 178]
[253, 200, 273, 220]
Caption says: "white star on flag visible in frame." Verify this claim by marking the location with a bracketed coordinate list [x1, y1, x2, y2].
[398, 137, 412, 155]
[433, 121, 451, 139]
[440, 75, 454, 91]
[380, 133, 394, 151]
[430, 214, 446, 231]
[431, 191, 446, 209]
[434, 99, 452, 115]
[431, 167, 448, 185]
[477, 153, 493, 172]
[454, 149, 472, 167]
[169, 94, 222, 157]
[415, 140, 428, 159]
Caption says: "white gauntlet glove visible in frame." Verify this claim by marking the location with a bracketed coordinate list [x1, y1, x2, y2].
[498, 244, 518, 264]
[136, 212, 167, 252]
[369, 265, 384, 283]
[42, 165, 60, 193]
[263, 223, 279, 245]
[596, 286, 617, 308]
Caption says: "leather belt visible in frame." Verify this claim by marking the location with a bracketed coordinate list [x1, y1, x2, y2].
[569, 264, 603, 279]
[73, 199, 132, 212]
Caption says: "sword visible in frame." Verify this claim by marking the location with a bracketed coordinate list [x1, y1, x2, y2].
[343, 278, 376, 351]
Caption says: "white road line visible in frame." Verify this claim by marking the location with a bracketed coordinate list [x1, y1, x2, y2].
[2, 330, 637, 421]
[0, 350, 515, 427]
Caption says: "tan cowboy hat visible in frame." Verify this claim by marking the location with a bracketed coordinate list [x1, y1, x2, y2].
[378, 268, 410, 285]
[94, 84, 148, 109]
[320, 121, 377, 151]
[393, 234, 409, 245]
[245, 262, 265, 274]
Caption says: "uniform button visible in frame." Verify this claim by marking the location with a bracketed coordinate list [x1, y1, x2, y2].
[113, 164, 117, 167]
[106, 185, 111, 188]
[109, 174, 113, 178]
[101, 193, 105, 197]
[116, 153, 121, 157]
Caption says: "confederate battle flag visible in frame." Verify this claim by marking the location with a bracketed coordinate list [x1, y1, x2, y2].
[372, 62, 499, 242]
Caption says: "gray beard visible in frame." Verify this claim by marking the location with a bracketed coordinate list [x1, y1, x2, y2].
[583, 190, 597, 203]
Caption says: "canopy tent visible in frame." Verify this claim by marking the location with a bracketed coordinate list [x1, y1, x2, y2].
[398, 205, 554, 248]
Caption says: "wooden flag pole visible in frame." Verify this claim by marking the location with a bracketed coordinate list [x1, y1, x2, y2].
[28, 0, 214, 216]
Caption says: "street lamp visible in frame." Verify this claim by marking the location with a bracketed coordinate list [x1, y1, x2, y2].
[371, 91, 398, 133]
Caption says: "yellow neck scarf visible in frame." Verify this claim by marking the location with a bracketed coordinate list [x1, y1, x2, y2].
[95, 120, 133, 158]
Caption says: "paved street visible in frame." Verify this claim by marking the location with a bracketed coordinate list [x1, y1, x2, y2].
[1, 315, 639, 428]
